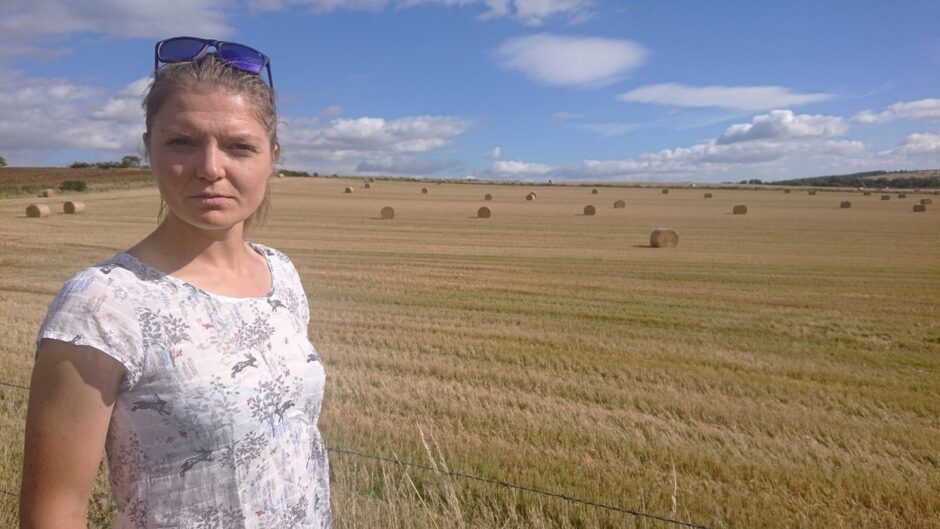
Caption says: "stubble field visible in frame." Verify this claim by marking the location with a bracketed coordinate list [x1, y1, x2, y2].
[0, 176, 938, 529]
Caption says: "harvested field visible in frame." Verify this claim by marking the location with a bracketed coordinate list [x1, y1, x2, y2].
[0, 177, 938, 529]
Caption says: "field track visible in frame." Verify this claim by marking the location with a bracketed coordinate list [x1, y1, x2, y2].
[1, 176, 938, 528]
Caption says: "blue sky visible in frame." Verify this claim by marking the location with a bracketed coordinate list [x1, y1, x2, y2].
[1, 0, 938, 182]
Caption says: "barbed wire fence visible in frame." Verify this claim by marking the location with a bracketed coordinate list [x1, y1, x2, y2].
[0, 378, 710, 529]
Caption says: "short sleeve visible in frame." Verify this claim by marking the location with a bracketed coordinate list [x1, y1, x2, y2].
[286, 258, 310, 326]
[36, 269, 144, 390]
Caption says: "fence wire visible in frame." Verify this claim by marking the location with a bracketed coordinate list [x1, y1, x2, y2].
[0, 379, 710, 528]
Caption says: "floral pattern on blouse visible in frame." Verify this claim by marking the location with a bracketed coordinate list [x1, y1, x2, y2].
[36, 242, 331, 529]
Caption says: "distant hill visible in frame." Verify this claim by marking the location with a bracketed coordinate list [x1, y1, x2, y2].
[770, 169, 940, 189]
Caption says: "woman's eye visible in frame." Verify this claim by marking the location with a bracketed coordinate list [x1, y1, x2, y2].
[233, 143, 258, 153]
[167, 138, 192, 146]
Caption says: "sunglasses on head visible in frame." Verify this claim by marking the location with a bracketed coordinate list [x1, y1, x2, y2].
[154, 36, 273, 87]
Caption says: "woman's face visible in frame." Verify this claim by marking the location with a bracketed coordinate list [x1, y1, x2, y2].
[146, 85, 278, 233]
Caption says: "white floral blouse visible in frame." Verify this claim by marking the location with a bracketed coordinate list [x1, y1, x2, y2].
[36, 242, 331, 528]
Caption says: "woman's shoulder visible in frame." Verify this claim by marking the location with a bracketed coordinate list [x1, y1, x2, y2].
[56, 253, 164, 299]
[248, 242, 295, 265]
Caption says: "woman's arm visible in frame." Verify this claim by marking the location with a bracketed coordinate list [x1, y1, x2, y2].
[19, 339, 125, 529]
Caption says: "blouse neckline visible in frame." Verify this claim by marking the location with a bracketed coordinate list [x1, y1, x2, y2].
[115, 241, 276, 302]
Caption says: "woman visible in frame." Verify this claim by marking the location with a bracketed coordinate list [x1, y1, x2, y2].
[20, 37, 331, 528]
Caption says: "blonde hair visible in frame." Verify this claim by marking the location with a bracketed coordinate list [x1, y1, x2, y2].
[143, 55, 278, 232]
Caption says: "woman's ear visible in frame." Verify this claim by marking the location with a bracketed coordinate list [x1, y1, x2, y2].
[271, 142, 281, 167]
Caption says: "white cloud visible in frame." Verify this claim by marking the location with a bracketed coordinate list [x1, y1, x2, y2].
[250, 0, 591, 25]
[320, 105, 344, 117]
[878, 132, 940, 158]
[853, 98, 940, 124]
[481, 146, 502, 159]
[618, 83, 832, 111]
[0, 72, 146, 160]
[356, 157, 463, 175]
[278, 115, 473, 173]
[0, 0, 232, 59]
[491, 160, 556, 176]
[494, 33, 647, 88]
[553, 111, 585, 120]
[717, 110, 847, 145]
[575, 121, 640, 137]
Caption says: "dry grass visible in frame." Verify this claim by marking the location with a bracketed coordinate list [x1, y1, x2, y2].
[0, 178, 938, 529]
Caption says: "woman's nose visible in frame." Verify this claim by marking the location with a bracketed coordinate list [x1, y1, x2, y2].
[196, 144, 225, 181]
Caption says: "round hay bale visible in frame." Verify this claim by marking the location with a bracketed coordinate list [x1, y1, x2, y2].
[525, 192, 536, 201]
[733, 205, 748, 215]
[529, 191, 537, 198]
[364, 182, 372, 189]
[26, 204, 50, 218]
[277, 172, 284, 178]
[421, 187, 429, 194]
[661, 188, 669, 194]
[840, 201, 852, 209]
[613, 199, 626, 209]
[650, 228, 679, 248]
[380, 206, 395, 219]
[920, 198, 932, 205]
[39, 188, 56, 197]
[591, 188, 598, 195]
[63, 201, 86, 214]
[477, 206, 491, 218]
[344, 186, 353, 194]
[583, 205, 596, 216]
[863, 191, 871, 196]
[808, 190, 817, 195]
[898, 193, 907, 198]
[881, 195, 890, 200]
[484, 193, 493, 201]
[913, 204, 926, 213]
[367, 177, 375, 183]
[704, 193, 713, 198]
[784, 189, 791, 194]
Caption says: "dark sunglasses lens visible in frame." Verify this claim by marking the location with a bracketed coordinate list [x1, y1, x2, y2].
[158, 38, 207, 62]
[219, 44, 265, 74]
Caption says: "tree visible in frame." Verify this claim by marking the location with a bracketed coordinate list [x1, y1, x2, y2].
[121, 155, 141, 168]
[0, 155, 6, 168]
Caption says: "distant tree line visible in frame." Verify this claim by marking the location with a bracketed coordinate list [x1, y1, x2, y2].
[771, 171, 940, 188]
[0, 154, 6, 167]
[70, 155, 145, 169]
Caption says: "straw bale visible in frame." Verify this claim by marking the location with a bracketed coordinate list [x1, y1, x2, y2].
[39, 188, 56, 197]
[920, 198, 932, 205]
[863, 191, 871, 196]
[526, 193, 536, 201]
[840, 201, 851, 209]
[421, 187, 429, 194]
[650, 228, 679, 248]
[277, 172, 284, 178]
[733, 205, 748, 215]
[613, 200, 626, 209]
[484, 193, 493, 201]
[64, 201, 86, 214]
[784, 189, 791, 194]
[881, 195, 890, 200]
[364, 182, 372, 189]
[661, 188, 669, 194]
[583, 205, 596, 216]
[26, 204, 50, 218]
[704, 193, 713, 198]
[380, 206, 395, 219]
[591, 188, 598, 195]
[808, 190, 817, 195]
[898, 193, 907, 198]
[344, 187, 353, 194]
[913, 204, 926, 213]
[477, 206, 491, 218]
